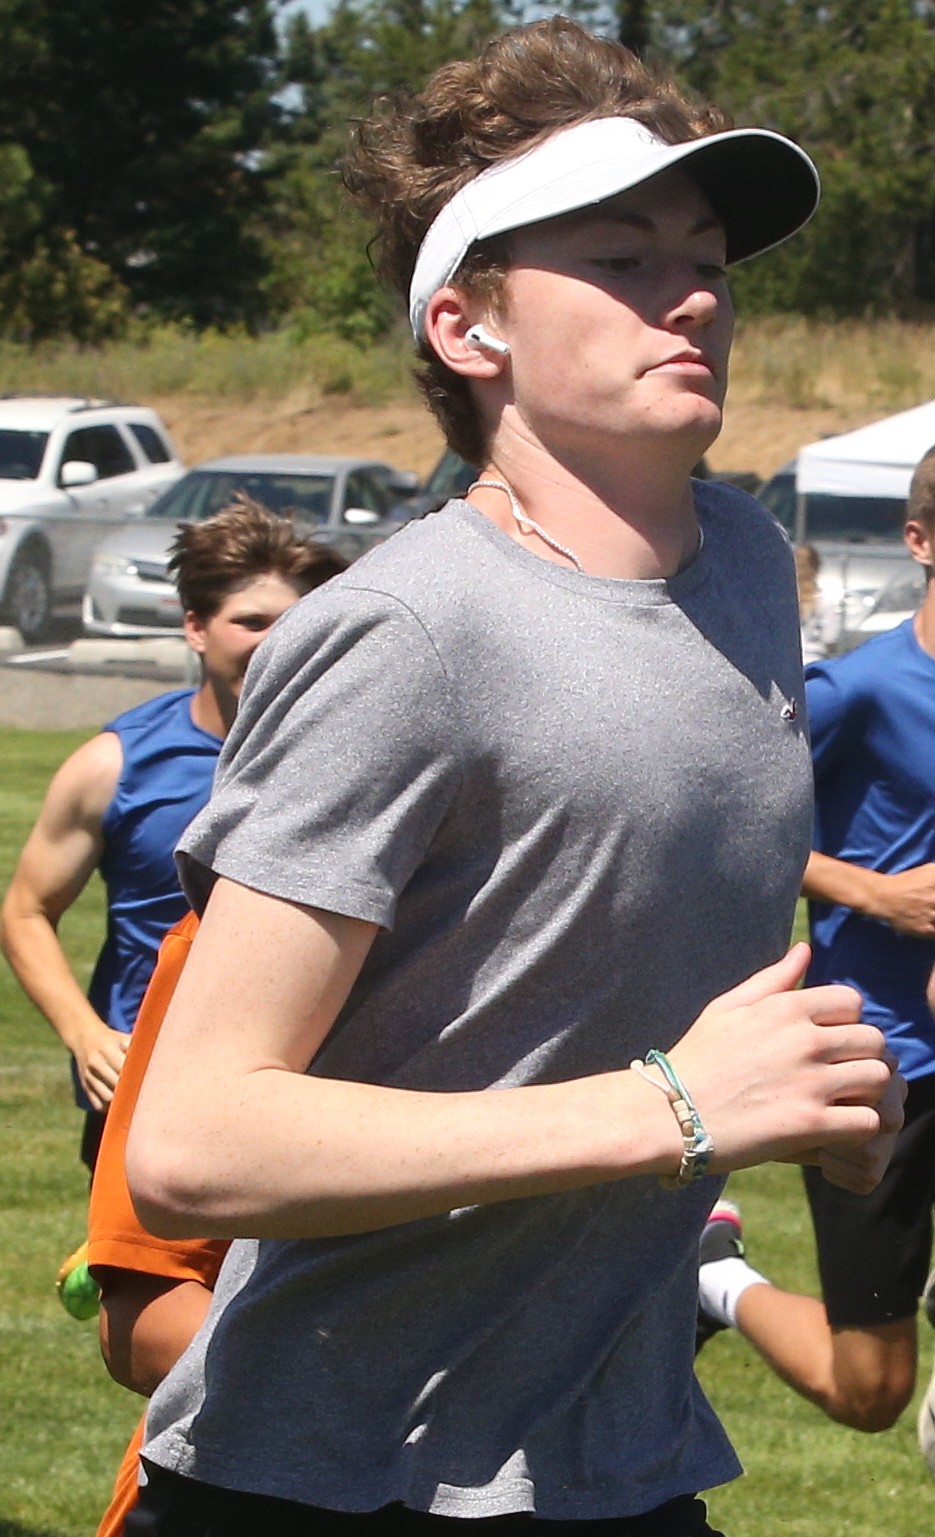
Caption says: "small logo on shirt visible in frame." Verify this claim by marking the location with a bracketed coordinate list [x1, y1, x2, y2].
[780, 697, 798, 722]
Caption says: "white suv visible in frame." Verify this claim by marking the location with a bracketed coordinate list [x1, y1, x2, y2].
[0, 396, 183, 641]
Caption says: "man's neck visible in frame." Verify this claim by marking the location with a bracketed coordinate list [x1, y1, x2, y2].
[914, 579, 935, 659]
[476, 431, 706, 581]
[189, 681, 228, 740]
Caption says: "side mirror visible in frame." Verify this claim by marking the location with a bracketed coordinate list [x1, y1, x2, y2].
[343, 506, 381, 526]
[61, 460, 98, 488]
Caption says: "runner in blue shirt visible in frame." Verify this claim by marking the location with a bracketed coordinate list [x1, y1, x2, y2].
[1, 500, 341, 1173]
[697, 445, 935, 1476]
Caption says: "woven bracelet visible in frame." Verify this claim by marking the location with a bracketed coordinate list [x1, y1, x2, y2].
[630, 1048, 714, 1189]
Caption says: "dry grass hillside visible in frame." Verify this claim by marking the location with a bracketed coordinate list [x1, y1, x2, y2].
[147, 317, 935, 485]
[6, 315, 935, 485]
[151, 387, 880, 487]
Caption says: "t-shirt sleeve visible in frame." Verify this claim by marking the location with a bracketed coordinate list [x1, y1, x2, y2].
[87, 913, 227, 1290]
[177, 582, 464, 927]
[804, 661, 857, 782]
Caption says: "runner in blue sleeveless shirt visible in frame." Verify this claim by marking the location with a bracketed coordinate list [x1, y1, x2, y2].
[1, 500, 342, 1174]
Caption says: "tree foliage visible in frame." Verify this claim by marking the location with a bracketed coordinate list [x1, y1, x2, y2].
[638, 0, 935, 315]
[1, 0, 934, 338]
[0, 0, 285, 336]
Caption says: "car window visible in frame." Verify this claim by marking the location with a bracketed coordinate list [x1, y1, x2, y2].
[263, 476, 333, 525]
[425, 451, 476, 498]
[144, 470, 335, 525]
[128, 422, 173, 464]
[60, 425, 135, 480]
[800, 494, 906, 543]
[0, 429, 48, 480]
[758, 472, 905, 543]
[343, 471, 387, 517]
[757, 473, 796, 532]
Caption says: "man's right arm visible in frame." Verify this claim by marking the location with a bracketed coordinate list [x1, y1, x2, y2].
[98, 1271, 215, 1396]
[0, 732, 129, 1108]
[126, 878, 903, 1246]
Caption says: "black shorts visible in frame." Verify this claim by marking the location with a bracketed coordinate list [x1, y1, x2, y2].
[125, 1465, 725, 1537]
[80, 1108, 107, 1175]
[803, 1071, 935, 1329]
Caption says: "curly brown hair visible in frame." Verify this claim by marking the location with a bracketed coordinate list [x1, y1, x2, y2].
[167, 496, 346, 619]
[344, 17, 731, 465]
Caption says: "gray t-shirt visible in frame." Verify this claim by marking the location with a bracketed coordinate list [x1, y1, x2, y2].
[143, 484, 812, 1520]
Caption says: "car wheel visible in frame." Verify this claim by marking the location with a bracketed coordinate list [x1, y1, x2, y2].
[4, 549, 52, 642]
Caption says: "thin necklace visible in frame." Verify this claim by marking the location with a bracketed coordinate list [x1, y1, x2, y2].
[468, 479, 705, 573]
[469, 478, 585, 573]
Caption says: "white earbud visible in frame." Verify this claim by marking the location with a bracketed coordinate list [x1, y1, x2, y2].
[465, 324, 511, 357]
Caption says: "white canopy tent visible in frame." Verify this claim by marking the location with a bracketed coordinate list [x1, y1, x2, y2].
[796, 399, 935, 498]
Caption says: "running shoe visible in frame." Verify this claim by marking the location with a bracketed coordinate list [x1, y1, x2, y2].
[695, 1199, 745, 1354]
[918, 1353, 935, 1479]
[920, 1267, 935, 1478]
[923, 1266, 935, 1331]
[55, 1239, 100, 1321]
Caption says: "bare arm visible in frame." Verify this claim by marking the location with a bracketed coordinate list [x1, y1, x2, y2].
[127, 878, 902, 1242]
[0, 733, 130, 1108]
[803, 850, 935, 938]
[99, 1271, 213, 1396]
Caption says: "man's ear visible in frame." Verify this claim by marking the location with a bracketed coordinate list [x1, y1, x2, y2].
[183, 610, 207, 654]
[423, 288, 510, 378]
[904, 518, 935, 571]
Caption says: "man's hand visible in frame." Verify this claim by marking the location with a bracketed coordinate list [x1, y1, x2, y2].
[75, 1020, 131, 1111]
[812, 1063, 906, 1192]
[866, 863, 935, 937]
[668, 944, 903, 1192]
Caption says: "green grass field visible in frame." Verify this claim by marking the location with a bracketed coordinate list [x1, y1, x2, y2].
[0, 726, 932, 1534]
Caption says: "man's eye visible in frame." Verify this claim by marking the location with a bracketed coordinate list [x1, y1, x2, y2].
[594, 257, 639, 273]
[697, 263, 727, 280]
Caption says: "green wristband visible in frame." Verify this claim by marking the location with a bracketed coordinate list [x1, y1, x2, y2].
[639, 1049, 714, 1189]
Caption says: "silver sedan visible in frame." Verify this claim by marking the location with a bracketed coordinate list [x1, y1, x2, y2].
[83, 453, 419, 637]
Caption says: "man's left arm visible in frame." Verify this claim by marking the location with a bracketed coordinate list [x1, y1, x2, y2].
[804, 850, 935, 937]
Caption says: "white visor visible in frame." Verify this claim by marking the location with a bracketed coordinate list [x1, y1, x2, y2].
[409, 115, 820, 340]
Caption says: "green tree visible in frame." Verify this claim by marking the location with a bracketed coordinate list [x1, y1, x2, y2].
[0, 0, 287, 327]
[0, 142, 127, 341]
[641, 0, 935, 315]
[264, 0, 508, 337]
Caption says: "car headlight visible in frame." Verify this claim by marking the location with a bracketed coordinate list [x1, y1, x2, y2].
[93, 553, 139, 577]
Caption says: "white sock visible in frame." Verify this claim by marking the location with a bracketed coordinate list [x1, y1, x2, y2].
[699, 1256, 770, 1329]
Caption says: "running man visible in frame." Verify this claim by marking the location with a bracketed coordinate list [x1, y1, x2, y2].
[125, 20, 903, 1536]
[1, 500, 342, 1173]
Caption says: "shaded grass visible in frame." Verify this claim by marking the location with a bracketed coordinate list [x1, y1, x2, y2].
[0, 727, 932, 1532]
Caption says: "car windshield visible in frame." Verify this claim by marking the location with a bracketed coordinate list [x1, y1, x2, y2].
[758, 474, 905, 543]
[425, 451, 476, 498]
[0, 429, 48, 480]
[145, 470, 335, 525]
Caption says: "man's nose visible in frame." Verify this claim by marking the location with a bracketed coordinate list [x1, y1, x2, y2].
[665, 280, 720, 329]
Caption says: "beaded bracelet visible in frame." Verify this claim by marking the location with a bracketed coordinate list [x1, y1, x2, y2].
[630, 1048, 714, 1189]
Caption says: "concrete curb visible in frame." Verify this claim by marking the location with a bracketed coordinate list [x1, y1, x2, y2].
[0, 626, 24, 654]
[67, 637, 196, 680]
